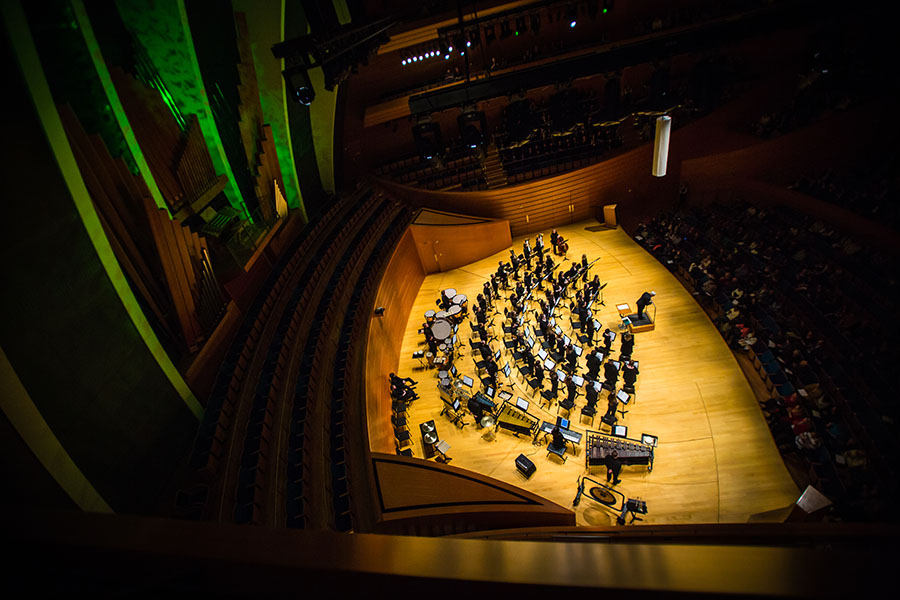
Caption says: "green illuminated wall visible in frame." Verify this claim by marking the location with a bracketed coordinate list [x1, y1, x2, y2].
[2, 1, 199, 513]
[233, 0, 305, 213]
[114, 0, 245, 212]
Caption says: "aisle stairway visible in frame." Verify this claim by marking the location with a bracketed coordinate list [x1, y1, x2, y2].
[481, 142, 508, 189]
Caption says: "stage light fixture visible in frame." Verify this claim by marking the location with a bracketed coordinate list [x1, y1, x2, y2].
[402, 59, 406, 65]
[444, 53, 450, 60]
[283, 66, 315, 105]
[568, 4, 578, 27]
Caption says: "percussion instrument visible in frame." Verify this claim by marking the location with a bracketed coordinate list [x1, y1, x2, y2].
[435, 310, 449, 320]
[480, 414, 496, 428]
[442, 288, 457, 303]
[447, 304, 463, 323]
[495, 400, 539, 437]
[422, 421, 435, 433]
[452, 293, 468, 309]
[423, 431, 438, 445]
[431, 319, 452, 341]
[424, 309, 436, 325]
[439, 377, 451, 389]
[425, 351, 434, 366]
[586, 432, 654, 471]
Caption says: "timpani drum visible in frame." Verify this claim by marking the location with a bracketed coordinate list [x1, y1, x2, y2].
[443, 288, 457, 303]
[439, 377, 451, 389]
[424, 309, 436, 325]
[435, 310, 449, 321]
[431, 319, 452, 342]
[447, 304, 462, 323]
[425, 351, 435, 366]
[452, 293, 467, 309]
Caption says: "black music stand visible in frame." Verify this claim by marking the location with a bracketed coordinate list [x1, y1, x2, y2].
[617, 498, 648, 525]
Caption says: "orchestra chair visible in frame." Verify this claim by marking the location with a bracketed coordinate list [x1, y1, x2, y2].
[600, 412, 617, 432]
[394, 429, 412, 449]
[547, 439, 568, 463]
[558, 396, 575, 416]
[569, 316, 582, 331]
[391, 414, 408, 429]
[581, 402, 597, 426]
[540, 388, 557, 409]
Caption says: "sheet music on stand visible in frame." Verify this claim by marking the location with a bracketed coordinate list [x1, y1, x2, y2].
[503, 362, 511, 377]
[498, 390, 513, 401]
[544, 358, 555, 370]
[574, 345, 583, 356]
[462, 376, 474, 388]
[616, 389, 630, 404]
[556, 369, 566, 381]
[572, 375, 585, 387]
[516, 397, 530, 411]
[538, 349, 548, 361]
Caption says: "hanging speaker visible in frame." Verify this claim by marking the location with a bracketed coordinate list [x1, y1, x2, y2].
[652, 115, 671, 177]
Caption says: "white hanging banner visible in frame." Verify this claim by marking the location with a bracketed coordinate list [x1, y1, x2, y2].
[652, 115, 672, 177]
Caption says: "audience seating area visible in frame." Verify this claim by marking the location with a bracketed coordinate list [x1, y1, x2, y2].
[374, 142, 486, 191]
[635, 202, 899, 521]
[177, 185, 414, 531]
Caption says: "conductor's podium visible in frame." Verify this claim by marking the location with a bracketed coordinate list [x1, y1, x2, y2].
[616, 302, 656, 334]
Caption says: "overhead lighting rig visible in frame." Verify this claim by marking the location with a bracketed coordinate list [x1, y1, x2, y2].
[273, 16, 394, 103]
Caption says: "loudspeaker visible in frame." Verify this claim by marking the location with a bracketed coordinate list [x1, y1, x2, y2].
[515, 453, 536, 477]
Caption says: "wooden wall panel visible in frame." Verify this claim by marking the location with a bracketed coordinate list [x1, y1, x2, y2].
[410, 220, 512, 273]
[369, 453, 575, 534]
[376, 140, 675, 236]
[365, 229, 426, 453]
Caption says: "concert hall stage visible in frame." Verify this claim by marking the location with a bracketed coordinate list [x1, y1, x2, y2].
[395, 220, 798, 526]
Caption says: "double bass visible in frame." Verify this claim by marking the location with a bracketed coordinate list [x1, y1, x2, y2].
[555, 237, 569, 256]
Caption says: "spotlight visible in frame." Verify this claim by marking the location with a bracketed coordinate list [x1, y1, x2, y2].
[568, 4, 578, 27]
[444, 54, 450, 60]
[419, 55, 424, 60]
[448, 45, 453, 52]
[466, 40, 471, 47]
[283, 66, 315, 105]
[402, 59, 406, 65]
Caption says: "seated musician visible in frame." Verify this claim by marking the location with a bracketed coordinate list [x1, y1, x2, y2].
[524, 270, 534, 290]
[605, 450, 622, 485]
[551, 424, 565, 449]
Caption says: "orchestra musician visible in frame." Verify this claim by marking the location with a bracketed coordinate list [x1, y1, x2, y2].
[585, 315, 597, 345]
[555, 235, 568, 256]
[623, 360, 639, 392]
[551, 424, 565, 449]
[523, 238, 532, 264]
[621, 332, 635, 359]
[604, 360, 619, 388]
[602, 328, 615, 354]
[533, 360, 545, 389]
[509, 249, 521, 279]
[483, 281, 493, 304]
[585, 379, 599, 408]
[477, 293, 487, 313]
[535, 233, 545, 260]
[566, 345, 578, 371]
[550, 229, 559, 249]
[565, 374, 577, 405]
[586, 351, 601, 380]
[605, 449, 623, 485]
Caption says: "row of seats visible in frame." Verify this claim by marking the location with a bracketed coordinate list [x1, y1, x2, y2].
[328, 208, 414, 531]
[234, 191, 388, 526]
[188, 194, 352, 479]
[279, 194, 400, 529]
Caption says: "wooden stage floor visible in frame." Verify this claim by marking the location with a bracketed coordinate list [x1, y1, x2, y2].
[396, 220, 798, 525]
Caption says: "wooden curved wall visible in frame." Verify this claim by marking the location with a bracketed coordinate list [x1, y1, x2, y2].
[410, 219, 511, 273]
[365, 229, 426, 453]
[377, 142, 676, 237]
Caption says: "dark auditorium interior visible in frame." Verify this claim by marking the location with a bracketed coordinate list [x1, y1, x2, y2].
[2, 0, 899, 595]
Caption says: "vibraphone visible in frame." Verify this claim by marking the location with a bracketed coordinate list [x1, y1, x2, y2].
[495, 401, 539, 437]
[586, 432, 654, 471]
